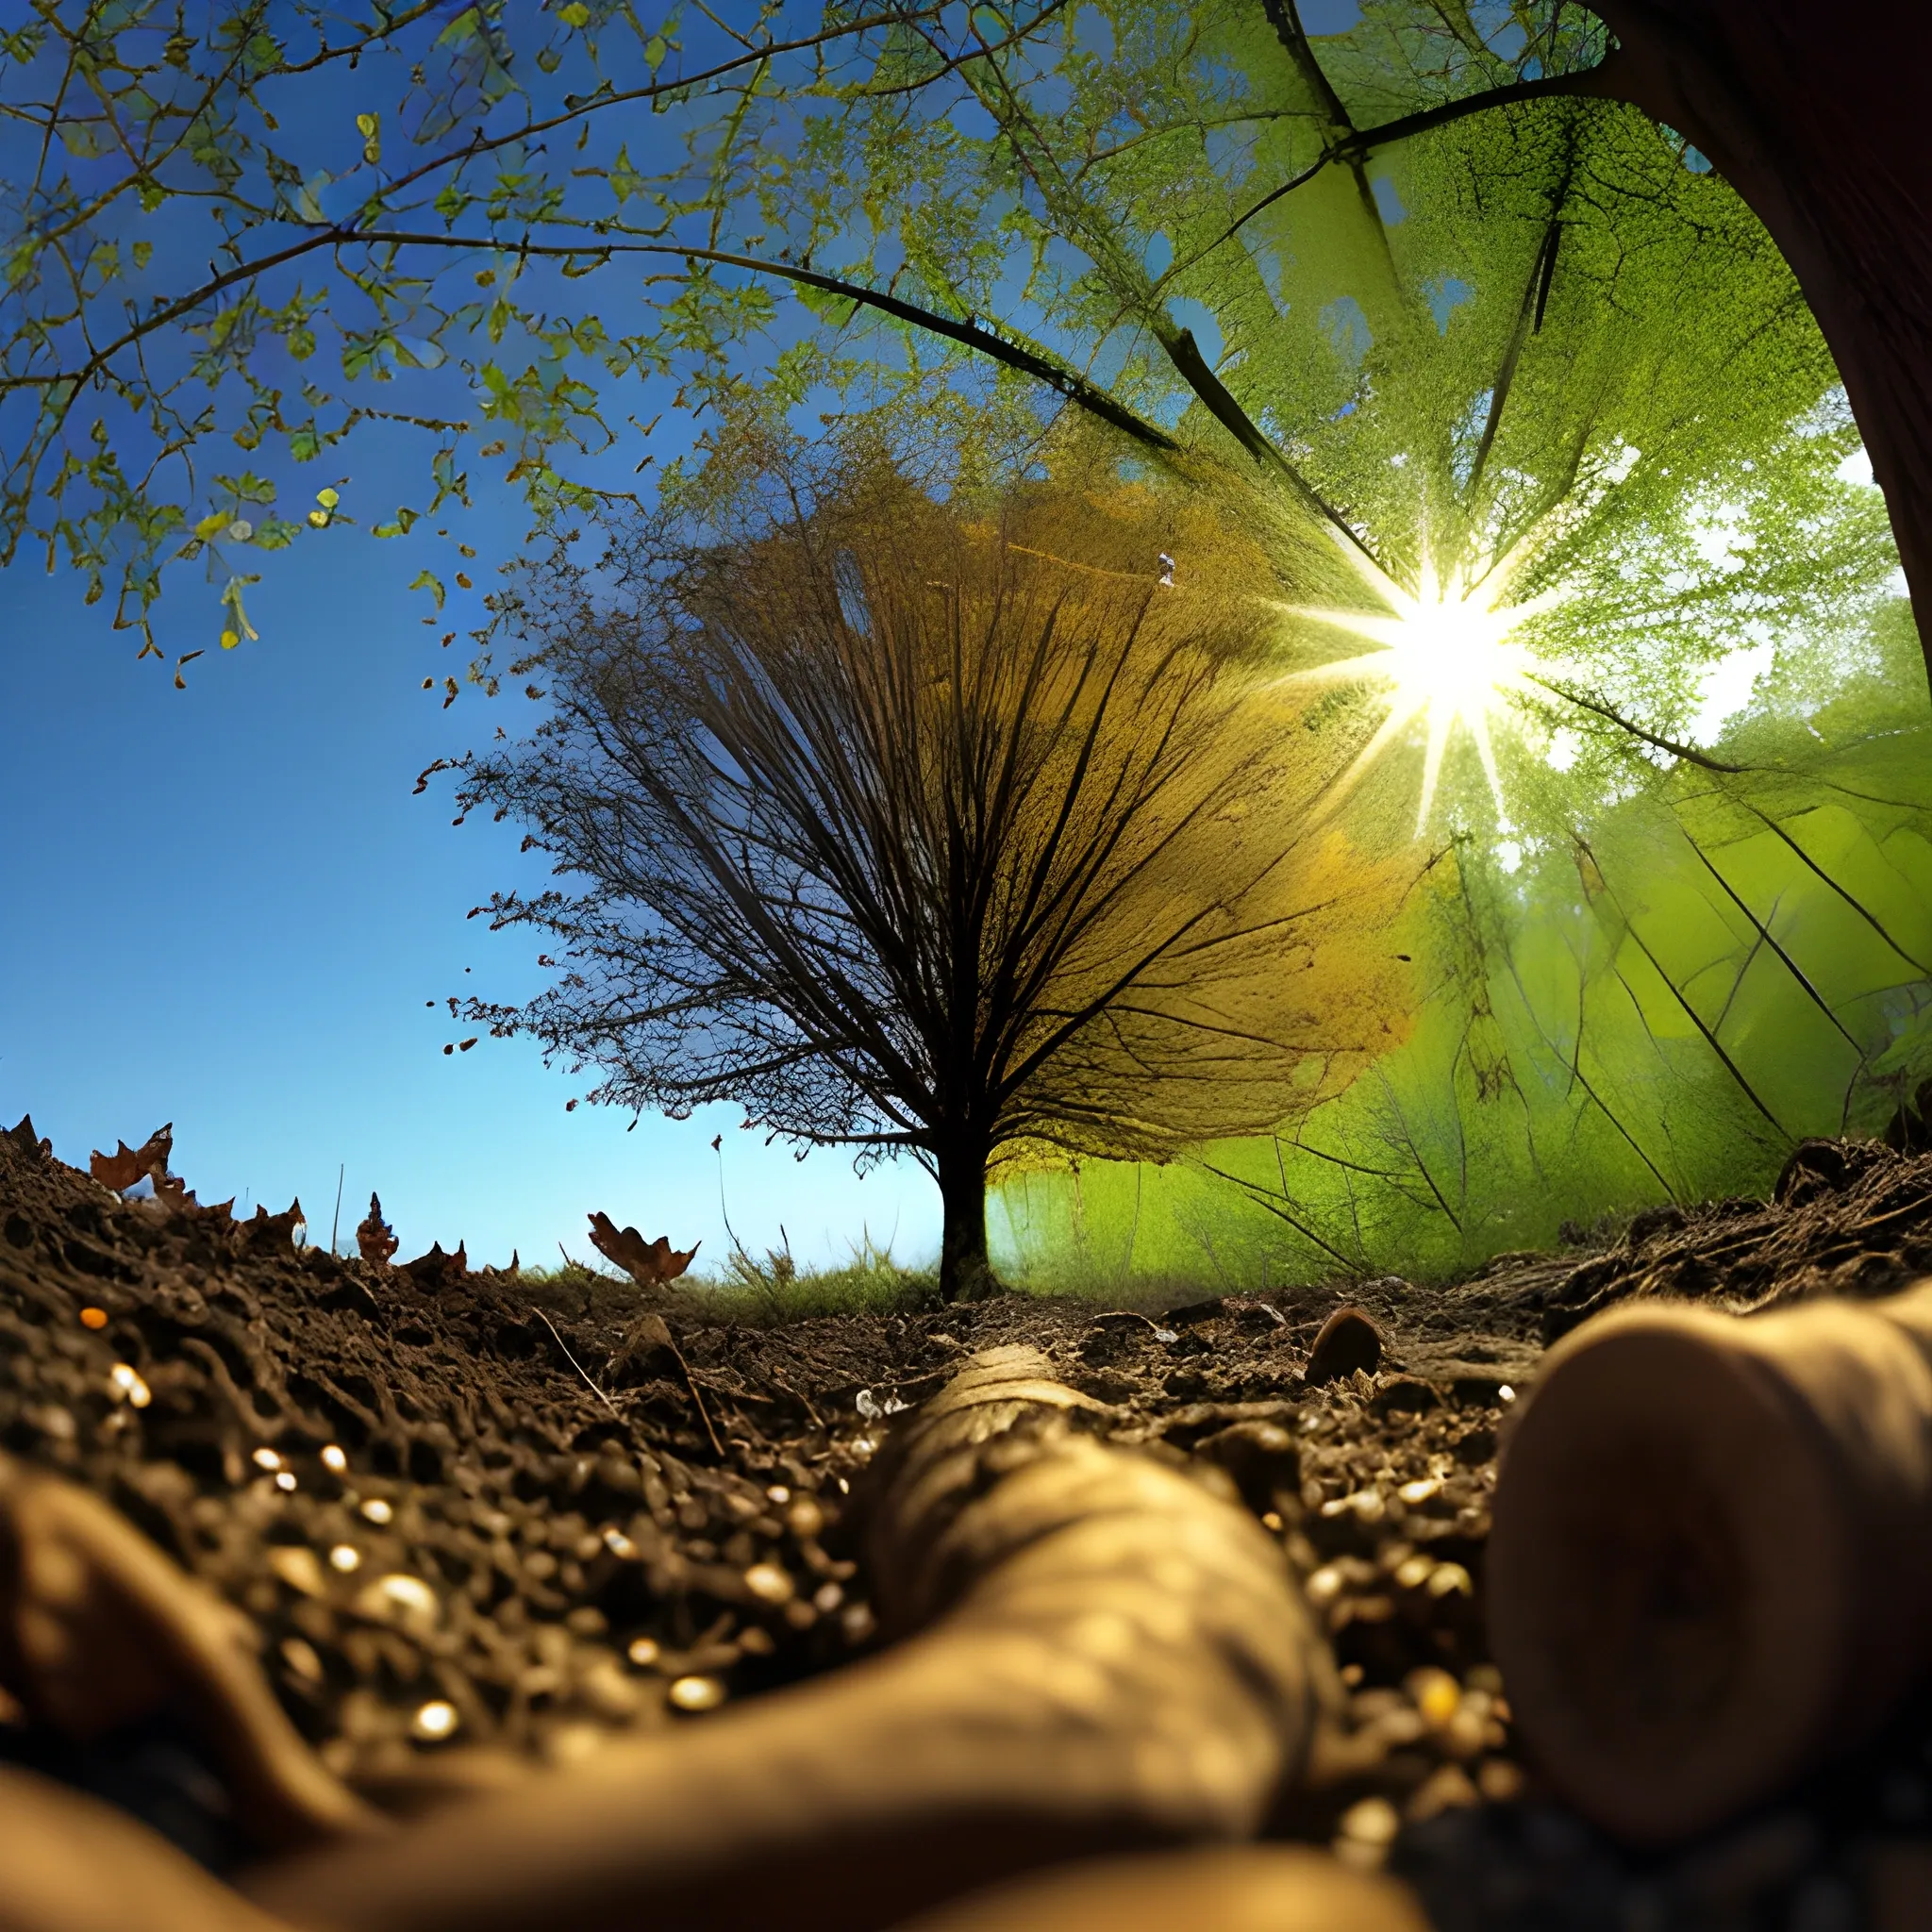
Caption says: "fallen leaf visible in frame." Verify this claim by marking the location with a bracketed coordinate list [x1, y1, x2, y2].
[357, 1192, 399, 1267]
[587, 1210, 699, 1288]
[91, 1124, 174, 1193]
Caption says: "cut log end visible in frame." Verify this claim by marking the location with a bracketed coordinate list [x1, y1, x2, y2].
[1489, 1309, 1849, 1845]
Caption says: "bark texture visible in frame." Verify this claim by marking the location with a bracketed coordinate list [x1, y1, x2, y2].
[1587, 1, 1932, 675]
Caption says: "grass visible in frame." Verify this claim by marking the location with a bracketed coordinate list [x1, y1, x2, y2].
[501, 1236, 941, 1329]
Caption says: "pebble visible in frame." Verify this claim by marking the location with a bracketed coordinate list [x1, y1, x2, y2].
[321, 1444, 348, 1474]
[1306, 1306, 1383, 1384]
[108, 1363, 151, 1407]
[411, 1700, 459, 1741]
[668, 1674, 725, 1712]
[360, 1497, 393, 1524]
[267, 1546, 327, 1597]
[329, 1543, 360, 1573]
[742, 1562, 793, 1605]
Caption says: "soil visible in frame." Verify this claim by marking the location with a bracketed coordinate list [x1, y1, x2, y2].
[3, 1114, 1932, 1926]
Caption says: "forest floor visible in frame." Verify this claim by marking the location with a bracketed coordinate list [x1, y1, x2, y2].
[3, 1114, 1932, 1928]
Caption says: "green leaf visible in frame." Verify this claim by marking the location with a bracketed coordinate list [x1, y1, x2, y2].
[408, 569, 447, 610]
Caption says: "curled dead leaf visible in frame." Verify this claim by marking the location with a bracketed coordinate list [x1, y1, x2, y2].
[91, 1124, 174, 1194]
[357, 1192, 399, 1268]
[586, 1210, 699, 1288]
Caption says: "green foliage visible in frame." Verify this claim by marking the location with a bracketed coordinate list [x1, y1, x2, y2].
[1, 0, 1892, 730]
[997, 597, 1932, 1288]
[691, 1237, 939, 1327]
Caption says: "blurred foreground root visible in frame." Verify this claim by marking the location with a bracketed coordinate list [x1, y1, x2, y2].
[247, 1344, 1340, 1932]
[891, 1845, 1429, 1932]
[1491, 1279, 1932, 1846]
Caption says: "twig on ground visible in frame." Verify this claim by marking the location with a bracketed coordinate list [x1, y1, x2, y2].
[529, 1307, 621, 1421]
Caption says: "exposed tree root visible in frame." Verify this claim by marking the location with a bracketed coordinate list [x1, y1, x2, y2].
[0, 1345, 1365, 1932]
[245, 1344, 1341, 1930]
[891, 1845, 1429, 1932]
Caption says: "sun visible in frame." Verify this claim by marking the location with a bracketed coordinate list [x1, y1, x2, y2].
[1281, 531, 1561, 835]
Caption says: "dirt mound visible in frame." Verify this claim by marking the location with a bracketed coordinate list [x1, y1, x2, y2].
[7, 1112, 1932, 1923]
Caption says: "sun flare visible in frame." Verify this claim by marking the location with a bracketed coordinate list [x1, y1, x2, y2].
[1283, 531, 1560, 835]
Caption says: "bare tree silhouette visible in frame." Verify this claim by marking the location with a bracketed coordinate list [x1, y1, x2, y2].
[456, 442, 1411, 1297]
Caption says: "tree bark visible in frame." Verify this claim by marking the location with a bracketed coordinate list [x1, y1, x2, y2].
[1584, 1, 1932, 686]
[937, 1144, 992, 1302]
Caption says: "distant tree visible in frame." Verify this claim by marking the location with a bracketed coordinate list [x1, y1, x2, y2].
[452, 441, 1412, 1296]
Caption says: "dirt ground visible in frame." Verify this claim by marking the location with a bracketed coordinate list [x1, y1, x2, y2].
[5, 1114, 1932, 1927]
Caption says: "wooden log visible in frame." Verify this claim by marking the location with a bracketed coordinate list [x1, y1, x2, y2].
[246, 1346, 1341, 1932]
[1489, 1282, 1932, 1845]
[885, 1845, 1429, 1932]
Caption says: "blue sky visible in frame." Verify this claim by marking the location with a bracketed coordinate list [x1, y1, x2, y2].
[0, 8, 967, 1274]
[0, 445, 941, 1273]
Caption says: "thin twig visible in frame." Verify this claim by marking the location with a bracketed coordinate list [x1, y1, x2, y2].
[672, 1340, 726, 1458]
[530, 1306, 622, 1420]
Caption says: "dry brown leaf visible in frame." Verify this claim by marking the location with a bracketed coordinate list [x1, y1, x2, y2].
[90, 1124, 174, 1194]
[356, 1193, 399, 1268]
[586, 1210, 698, 1287]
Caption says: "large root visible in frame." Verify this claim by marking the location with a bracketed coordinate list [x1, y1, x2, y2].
[1489, 1281, 1932, 1844]
[244, 1345, 1341, 1931]
[889, 1846, 1429, 1932]
[0, 1453, 380, 1855]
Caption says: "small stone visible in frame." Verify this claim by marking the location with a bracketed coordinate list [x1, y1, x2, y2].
[1407, 1667, 1462, 1731]
[268, 1546, 327, 1597]
[79, 1307, 108, 1330]
[279, 1638, 325, 1686]
[1306, 1563, 1346, 1607]
[1426, 1561, 1474, 1599]
[353, 1573, 439, 1634]
[1397, 1477, 1441, 1505]
[1339, 1794, 1401, 1847]
[1394, 1555, 1435, 1591]
[253, 1447, 284, 1472]
[1477, 1758, 1524, 1803]
[275, 1471, 297, 1491]
[360, 1498, 393, 1524]
[812, 1581, 843, 1614]
[743, 1563, 793, 1605]
[321, 1445, 348, 1474]
[739, 1625, 775, 1657]
[108, 1363, 151, 1408]
[1306, 1307, 1382, 1384]
[410, 1700, 459, 1741]
[329, 1543, 361, 1573]
[668, 1674, 725, 1712]
[1407, 1762, 1480, 1823]
[626, 1637, 661, 1669]
[565, 1606, 608, 1636]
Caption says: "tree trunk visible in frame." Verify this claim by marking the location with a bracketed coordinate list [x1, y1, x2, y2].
[1586, 1, 1932, 685]
[937, 1145, 992, 1303]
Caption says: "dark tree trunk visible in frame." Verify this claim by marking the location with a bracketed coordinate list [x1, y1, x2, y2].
[936, 1145, 992, 1304]
[1587, 2, 1932, 686]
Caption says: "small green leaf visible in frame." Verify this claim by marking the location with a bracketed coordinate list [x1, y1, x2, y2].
[408, 569, 447, 611]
